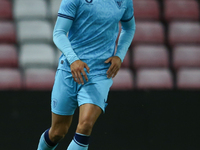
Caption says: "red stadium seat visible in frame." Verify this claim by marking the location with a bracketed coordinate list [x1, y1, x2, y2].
[0, 68, 22, 90]
[133, 0, 160, 20]
[133, 21, 164, 44]
[111, 68, 134, 90]
[173, 45, 200, 69]
[133, 45, 169, 69]
[0, 44, 18, 67]
[0, 21, 16, 43]
[168, 22, 200, 46]
[177, 69, 200, 89]
[24, 68, 55, 90]
[0, 0, 12, 19]
[164, 0, 199, 21]
[136, 69, 173, 89]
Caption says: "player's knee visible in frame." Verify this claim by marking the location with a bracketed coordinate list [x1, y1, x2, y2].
[52, 132, 66, 142]
[50, 128, 68, 142]
[77, 121, 94, 134]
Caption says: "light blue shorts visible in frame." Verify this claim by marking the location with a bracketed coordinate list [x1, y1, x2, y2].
[51, 69, 113, 115]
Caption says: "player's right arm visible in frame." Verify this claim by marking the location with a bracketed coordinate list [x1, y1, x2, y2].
[53, 0, 89, 84]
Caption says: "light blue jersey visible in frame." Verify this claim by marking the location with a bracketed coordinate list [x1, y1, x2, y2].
[56, 0, 134, 76]
[38, 1, 135, 149]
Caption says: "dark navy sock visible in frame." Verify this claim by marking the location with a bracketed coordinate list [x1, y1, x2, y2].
[44, 129, 57, 147]
[73, 133, 90, 147]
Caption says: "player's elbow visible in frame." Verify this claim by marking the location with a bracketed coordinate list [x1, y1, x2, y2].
[53, 29, 57, 44]
[127, 25, 136, 34]
[131, 25, 136, 36]
[124, 22, 136, 37]
[53, 29, 59, 43]
[53, 29, 68, 43]
[53, 29, 62, 45]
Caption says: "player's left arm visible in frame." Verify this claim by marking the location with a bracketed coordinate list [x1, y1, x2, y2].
[105, 0, 136, 78]
[105, 17, 136, 78]
[115, 17, 136, 62]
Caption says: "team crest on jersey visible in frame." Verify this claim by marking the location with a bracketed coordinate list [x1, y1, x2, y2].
[115, 0, 123, 9]
[85, 0, 93, 3]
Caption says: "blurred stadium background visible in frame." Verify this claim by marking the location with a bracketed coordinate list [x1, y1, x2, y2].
[0, 0, 200, 90]
[0, 0, 200, 150]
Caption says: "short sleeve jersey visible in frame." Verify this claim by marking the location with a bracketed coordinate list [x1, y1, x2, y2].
[57, 0, 134, 76]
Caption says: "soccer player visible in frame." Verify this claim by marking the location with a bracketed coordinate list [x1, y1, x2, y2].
[37, 0, 135, 149]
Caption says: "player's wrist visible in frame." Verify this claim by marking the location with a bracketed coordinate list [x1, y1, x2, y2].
[68, 57, 80, 65]
[114, 55, 123, 63]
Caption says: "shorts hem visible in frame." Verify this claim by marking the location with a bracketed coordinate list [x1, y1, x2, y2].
[78, 102, 106, 113]
[51, 110, 74, 116]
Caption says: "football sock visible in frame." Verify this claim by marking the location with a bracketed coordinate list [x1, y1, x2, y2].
[37, 129, 58, 150]
[67, 133, 90, 150]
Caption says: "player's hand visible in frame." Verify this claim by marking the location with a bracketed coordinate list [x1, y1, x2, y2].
[70, 60, 90, 85]
[105, 56, 121, 78]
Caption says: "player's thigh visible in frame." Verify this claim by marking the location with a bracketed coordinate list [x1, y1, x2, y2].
[78, 103, 102, 125]
[76, 104, 102, 135]
[78, 75, 113, 113]
[51, 69, 78, 116]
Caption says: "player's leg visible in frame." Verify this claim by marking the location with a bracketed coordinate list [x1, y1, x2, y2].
[67, 75, 113, 150]
[76, 104, 102, 135]
[37, 114, 73, 150]
[37, 69, 78, 150]
[49, 113, 73, 143]
[67, 104, 102, 150]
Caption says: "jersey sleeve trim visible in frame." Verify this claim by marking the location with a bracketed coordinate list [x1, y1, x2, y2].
[121, 15, 134, 22]
[58, 13, 74, 20]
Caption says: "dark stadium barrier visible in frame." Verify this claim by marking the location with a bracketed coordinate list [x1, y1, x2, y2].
[1, 91, 200, 150]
